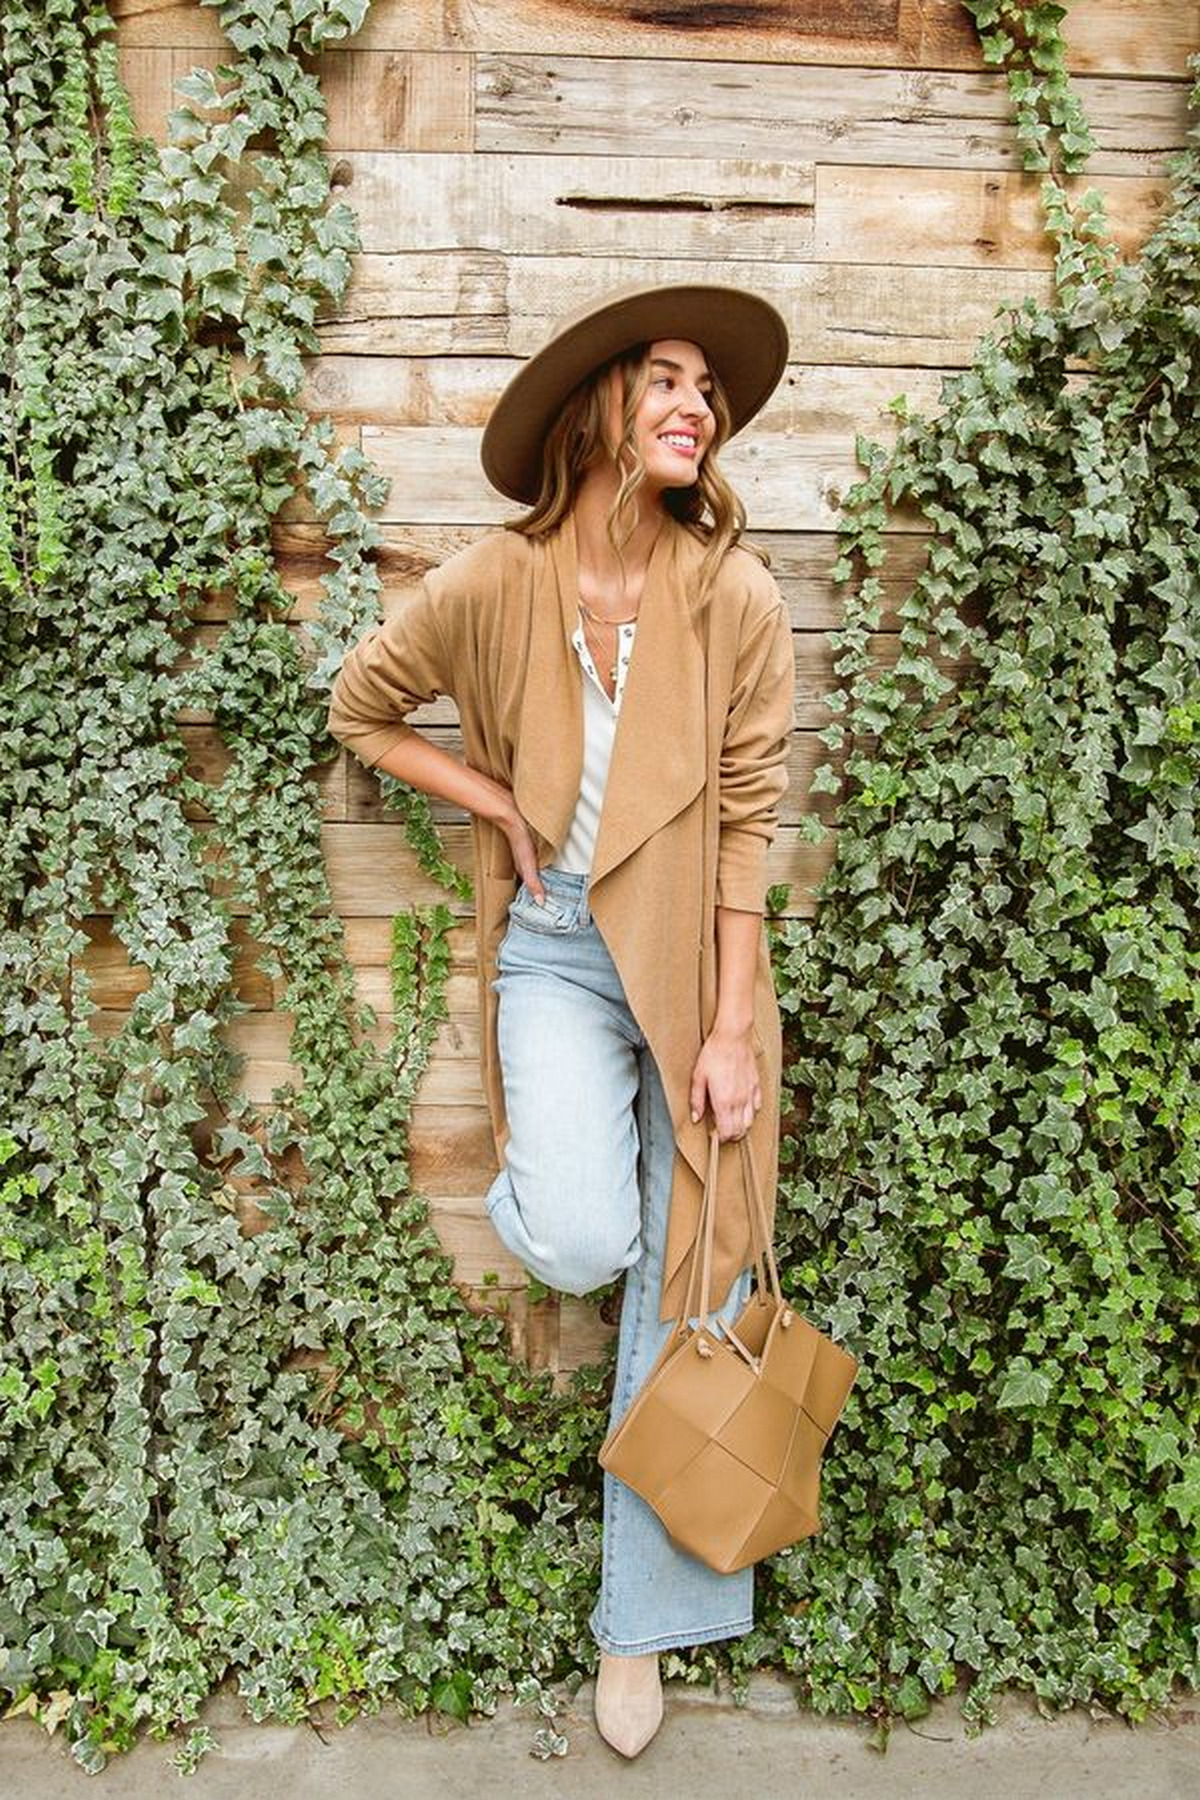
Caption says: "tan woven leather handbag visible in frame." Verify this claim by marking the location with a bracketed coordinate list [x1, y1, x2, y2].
[599, 1131, 858, 1574]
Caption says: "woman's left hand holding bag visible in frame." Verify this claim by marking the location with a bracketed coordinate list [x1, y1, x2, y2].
[689, 1025, 761, 1141]
[690, 904, 764, 1140]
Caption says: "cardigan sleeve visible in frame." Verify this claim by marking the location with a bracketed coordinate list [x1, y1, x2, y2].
[715, 577, 795, 912]
[325, 580, 455, 773]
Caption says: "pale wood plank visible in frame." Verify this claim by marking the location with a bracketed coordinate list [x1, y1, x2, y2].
[302, 352, 500, 425]
[175, 821, 478, 917]
[112, 0, 909, 65]
[557, 1297, 618, 1372]
[351, 420, 924, 531]
[430, 1012, 481, 1059]
[341, 917, 479, 967]
[111, 0, 228, 47]
[300, 354, 947, 431]
[328, 151, 815, 261]
[322, 49, 473, 150]
[219, 1011, 349, 1070]
[218, 1011, 488, 1105]
[510, 1289, 562, 1375]
[76, 921, 151, 1007]
[427, 1196, 525, 1286]
[316, 249, 511, 357]
[320, 823, 479, 915]
[346, 967, 480, 1023]
[815, 166, 1170, 268]
[1064, 1, 1200, 78]
[319, 251, 1054, 367]
[118, 46, 474, 151]
[343, 0, 1197, 79]
[118, 45, 217, 143]
[410, 1102, 499, 1193]
[476, 55, 1190, 176]
[758, 530, 933, 630]
[267, 522, 488, 621]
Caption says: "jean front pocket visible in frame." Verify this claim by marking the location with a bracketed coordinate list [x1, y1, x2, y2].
[508, 879, 577, 935]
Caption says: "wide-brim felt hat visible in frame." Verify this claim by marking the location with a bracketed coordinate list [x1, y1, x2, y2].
[480, 281, 789, 505]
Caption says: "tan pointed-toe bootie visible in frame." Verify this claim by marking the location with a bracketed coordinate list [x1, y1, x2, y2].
[594, 1651, 663, 1759]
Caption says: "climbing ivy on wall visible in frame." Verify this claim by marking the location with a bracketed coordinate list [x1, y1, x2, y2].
[766, 44, 1200, 1724]
[0, 0, 605, 1772]
[0, 0, 1195, 1773]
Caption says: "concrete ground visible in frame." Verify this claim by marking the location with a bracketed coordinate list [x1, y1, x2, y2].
[2, 1676, 1196, 1800]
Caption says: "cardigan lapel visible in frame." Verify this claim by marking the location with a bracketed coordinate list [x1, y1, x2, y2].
[509, 514, 708, 883]
[591, 516, 707, 888]
[510, 524, 584, 858]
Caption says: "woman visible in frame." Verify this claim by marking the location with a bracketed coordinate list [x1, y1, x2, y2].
[326, 282, 795, 1758]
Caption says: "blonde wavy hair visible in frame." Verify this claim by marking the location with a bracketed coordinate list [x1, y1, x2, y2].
[506, 343, 766, 597]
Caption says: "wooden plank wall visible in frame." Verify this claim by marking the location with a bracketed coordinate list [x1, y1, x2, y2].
[110, 0, 1197, 1377]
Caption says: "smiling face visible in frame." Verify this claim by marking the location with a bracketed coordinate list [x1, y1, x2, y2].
[627, 338, 717, 496]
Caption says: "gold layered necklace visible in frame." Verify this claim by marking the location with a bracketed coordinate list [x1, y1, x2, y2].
[578, 598, 638, 689]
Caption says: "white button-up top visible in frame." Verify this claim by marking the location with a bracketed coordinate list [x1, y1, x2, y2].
[551, 618, 637, 873]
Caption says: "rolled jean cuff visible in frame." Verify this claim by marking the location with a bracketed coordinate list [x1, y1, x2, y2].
[590, 1615, 754, 1657]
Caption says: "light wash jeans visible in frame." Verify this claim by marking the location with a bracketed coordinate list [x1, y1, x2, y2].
[486, 866, 754, 1656]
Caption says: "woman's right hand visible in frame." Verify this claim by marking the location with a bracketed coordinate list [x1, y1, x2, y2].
[500, 803, 546, 903]
[371, 732, 546, 904]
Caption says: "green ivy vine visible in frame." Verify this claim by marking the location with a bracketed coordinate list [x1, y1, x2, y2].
[0, 0, 603, 1773]
[961, 1, 1095, 171]
[767, 51, 1200, 1729]
[0, 0, 1195, 1774]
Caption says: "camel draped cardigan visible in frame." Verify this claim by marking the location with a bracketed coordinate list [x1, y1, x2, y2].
[326, 514, 795, 1323]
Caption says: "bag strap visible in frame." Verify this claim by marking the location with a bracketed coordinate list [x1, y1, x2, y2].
[680, 1126, 722, 1331]
[739, 1134, 784, 1311]
[680, 1128, 784, 1334]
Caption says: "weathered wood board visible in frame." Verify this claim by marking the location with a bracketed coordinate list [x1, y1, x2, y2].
[329, 150, 818, 261]
[319, 251, 1056, 367]
[473, 57, 1190, 176]
[113, 0, 1200, 80]
[325, 152, 1167, 270]
[814, 166, 1170, 266]
[120, 46, 1192, 170]
[298, 353, 947, 430]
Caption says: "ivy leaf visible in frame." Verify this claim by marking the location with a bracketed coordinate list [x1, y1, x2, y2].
[1143, 1424, 1182, 1476]
[996, 1360, 1053, 1410]
[431, 1670, 473, 1721]
[1002, 1237, 1053, 1290]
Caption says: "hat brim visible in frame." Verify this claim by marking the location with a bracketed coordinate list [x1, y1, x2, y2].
[480, 282, 789, 505]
